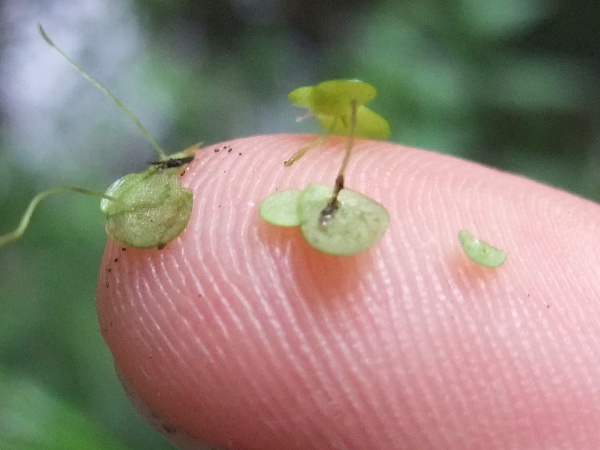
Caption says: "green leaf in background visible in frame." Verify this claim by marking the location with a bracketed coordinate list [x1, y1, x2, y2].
[0, 372, 130, 450]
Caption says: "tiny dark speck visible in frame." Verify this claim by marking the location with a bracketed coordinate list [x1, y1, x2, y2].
[121, 247, 127, 251]
[162, 424, 177, 434]
[238, 152, 242, 156]
[228, 147, 232, 153]
[214, 148, 220, 152]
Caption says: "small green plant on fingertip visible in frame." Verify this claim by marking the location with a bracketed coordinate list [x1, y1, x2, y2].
[285, 79, 391, 166]
[458, 229, 507, 268]
[0, 26, 198, 250]
[100, 153, 194, 249]
[260, 80, 390, 256]
[260, 184, 389, 255]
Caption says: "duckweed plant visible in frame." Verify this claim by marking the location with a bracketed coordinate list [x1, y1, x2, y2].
[0, 27, 196, 250]
[260, 80, 391, 255]
[458, 229, 507, 268]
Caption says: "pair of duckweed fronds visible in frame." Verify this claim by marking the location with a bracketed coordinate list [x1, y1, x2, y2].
[260, 183, 389, 256]
[0, 28, 507, 267]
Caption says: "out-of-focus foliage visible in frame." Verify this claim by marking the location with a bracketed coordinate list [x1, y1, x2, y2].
[0, 372, 130, 450]
[1, 0, 599, 448]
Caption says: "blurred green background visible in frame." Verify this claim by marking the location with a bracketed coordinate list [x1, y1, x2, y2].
[1, 0, 599, 448]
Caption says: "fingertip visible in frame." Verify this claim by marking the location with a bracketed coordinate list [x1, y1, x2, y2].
[98, 134, 600, 449]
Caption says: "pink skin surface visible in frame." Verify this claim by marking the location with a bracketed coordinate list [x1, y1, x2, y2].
[97, 134, 600, 449]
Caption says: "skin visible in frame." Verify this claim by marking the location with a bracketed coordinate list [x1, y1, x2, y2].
[97, 134, 600, 449]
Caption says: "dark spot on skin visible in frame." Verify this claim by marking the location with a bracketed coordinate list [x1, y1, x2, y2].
[239, 152, 242, 156]
[107, 268, 112, 273]
[214, 148, 220, 153]
[121, 247, 127, 251]
[162, 424, 177, 434]
[114, 258, 119, 262]
[228, 147, 232, 153]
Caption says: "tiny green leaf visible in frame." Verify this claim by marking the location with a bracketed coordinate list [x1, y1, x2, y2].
[458, 229, 507, 268]
[285, 79, 391, 166]
[101, 167, 193, 249]
[288, 79, 389, 139]
[290, 79, 376, 118]
[316, 105, 391, 140]
[297, 184, 389, 255]
[259, 190, 302, 226]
